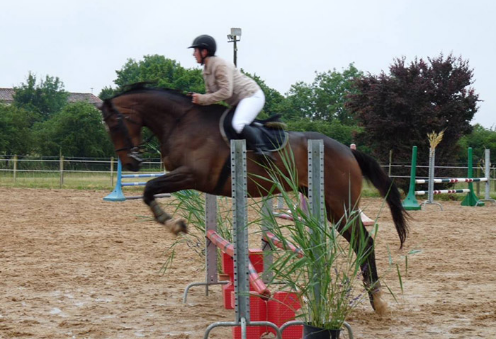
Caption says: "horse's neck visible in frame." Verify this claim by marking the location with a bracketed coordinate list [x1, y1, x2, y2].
[140, 99, 183, 136]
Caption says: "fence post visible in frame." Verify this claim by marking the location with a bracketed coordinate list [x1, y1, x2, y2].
[110, 157, 114, 186]
[60, 156, 64, 188]
[13, 155, 18, 184]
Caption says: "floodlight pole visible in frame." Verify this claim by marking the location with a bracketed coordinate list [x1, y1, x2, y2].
[233, 39, 238, 67]
[227, 28, 242, 68]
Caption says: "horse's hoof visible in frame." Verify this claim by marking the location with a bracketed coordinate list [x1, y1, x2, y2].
[165, 218, 188, 235]
[372, 290, 389, 316]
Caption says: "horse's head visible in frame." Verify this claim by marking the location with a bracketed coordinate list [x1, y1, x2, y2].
[99, 99, 143, 172]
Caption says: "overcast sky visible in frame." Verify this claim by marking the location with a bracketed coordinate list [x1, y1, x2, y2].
[1, 0, 494, 128]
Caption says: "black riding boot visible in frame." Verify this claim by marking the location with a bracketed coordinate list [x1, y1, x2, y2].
[240, 125, 274, 159]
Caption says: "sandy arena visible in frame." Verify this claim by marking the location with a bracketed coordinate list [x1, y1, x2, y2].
[0, 187, 495, 338]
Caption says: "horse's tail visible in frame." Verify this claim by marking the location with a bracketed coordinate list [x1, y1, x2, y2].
[352, 149, 409, 248]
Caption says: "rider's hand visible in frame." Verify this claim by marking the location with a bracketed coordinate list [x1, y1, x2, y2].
[191, 93, 200, 104]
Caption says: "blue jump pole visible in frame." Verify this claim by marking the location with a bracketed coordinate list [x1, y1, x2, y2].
[103, 159, 126, 201]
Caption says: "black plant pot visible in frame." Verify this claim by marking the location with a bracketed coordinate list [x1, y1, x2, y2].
[303, 323, 341, 339]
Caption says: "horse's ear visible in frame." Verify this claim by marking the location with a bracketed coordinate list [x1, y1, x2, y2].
[98, 99, 113, 112]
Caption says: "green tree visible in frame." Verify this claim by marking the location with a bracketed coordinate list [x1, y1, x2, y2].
[286, 118, 359, 146]
[458, 124, 496, 164]
[32, 102, 114, 157]
[113, 55, 204, 93]
[241, 70, 285, 118]
[347, 53, 480, 168]
[312, 64, 363, 124]
[13, 72, 69, 122]
[99, 86, 117, 100]
[281, 64, 363, 124]
[0, 105, 35, 155]
[281, 81, 314, 120]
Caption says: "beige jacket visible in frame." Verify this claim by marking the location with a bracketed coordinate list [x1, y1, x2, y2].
[195, 56, 261, 106]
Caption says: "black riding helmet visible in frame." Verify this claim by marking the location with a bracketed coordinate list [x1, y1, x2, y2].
[188, 35, 216, 64]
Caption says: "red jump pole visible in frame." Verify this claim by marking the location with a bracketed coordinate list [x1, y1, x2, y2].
[207, 230, 271, 299]
[262, 232, 304, 258]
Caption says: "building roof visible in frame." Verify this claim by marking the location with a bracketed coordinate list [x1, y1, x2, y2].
[0, 88, 15, 103]
[0, 88, 102, 106]
[67, 92, 102, 105]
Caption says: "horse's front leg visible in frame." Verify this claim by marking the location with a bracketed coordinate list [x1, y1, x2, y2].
[143, 167, 195, 235]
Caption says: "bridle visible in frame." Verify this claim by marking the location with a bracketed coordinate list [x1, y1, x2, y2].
[103, 103, 145, 164]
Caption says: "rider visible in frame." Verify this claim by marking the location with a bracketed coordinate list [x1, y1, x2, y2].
[188, 34, 271, 158]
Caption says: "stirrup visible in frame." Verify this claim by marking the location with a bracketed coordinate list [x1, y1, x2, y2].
[255, 147, 275, 160]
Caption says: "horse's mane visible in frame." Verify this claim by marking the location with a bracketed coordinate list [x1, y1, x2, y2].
[110, 82, 190, 102]
[108, 82, 226, 111]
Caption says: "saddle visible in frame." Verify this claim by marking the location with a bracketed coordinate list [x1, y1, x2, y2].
[219, 108, 289, 152]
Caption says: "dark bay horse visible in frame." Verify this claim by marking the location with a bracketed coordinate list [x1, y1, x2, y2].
[99, 85, 408, 315]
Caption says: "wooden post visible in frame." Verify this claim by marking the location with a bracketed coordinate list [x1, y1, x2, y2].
[13, 155, 18, 184]
[60, 156, 64, 188]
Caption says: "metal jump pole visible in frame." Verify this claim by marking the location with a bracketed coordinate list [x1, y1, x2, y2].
[420, 148, 443, 210]
[203, 140, 282, 339]
[481, 149, 495, 204]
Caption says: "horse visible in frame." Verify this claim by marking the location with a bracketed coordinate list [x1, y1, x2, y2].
[99, 84, 409, 316]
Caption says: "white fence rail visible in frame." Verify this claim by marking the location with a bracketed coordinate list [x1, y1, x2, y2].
[0, 155, 164, 188]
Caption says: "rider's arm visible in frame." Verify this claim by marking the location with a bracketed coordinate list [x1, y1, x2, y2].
[196, 63, 233, 105]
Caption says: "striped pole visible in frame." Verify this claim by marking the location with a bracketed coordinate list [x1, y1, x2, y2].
[415, 189, 470, 195]
[262, 232, 304, 258]
[207, 230, 271, 299]
[415, 178, 487, 184]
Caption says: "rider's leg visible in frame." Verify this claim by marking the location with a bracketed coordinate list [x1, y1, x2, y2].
[232, 90, 271, 156]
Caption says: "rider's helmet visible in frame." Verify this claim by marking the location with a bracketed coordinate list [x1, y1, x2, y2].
[188, 35, 217, 56]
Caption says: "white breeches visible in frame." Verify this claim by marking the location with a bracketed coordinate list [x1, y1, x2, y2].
[232, 89, 265, 133]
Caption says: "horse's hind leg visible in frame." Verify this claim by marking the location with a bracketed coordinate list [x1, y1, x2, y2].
[356, 230, 388, 316]
[143, 167, 195, 235]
